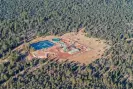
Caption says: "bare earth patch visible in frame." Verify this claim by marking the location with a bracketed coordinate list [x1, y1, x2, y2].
[28, 29, 110, 64]
[59, 31, 110, 64]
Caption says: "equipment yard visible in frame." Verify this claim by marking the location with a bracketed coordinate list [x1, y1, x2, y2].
[28, 29, 110, 64]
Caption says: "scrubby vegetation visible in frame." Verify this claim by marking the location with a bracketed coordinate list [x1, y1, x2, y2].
[1, 0, 133, 88]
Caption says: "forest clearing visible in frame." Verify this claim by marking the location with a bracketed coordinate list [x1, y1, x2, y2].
[27, 29, 110, 64]
[1, 0, 133, 88]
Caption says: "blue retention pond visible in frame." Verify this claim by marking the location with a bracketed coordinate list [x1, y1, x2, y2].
[30, 40, 55, 50]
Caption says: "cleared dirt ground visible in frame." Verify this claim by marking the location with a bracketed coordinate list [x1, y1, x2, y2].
[58, 31, 110, 64]
[27, 29, 110, 64]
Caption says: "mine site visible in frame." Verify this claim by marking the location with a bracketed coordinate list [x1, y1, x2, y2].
[27, 29, 110, 64]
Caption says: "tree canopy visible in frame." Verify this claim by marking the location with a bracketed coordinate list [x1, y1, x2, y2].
[1, 0, 133, 88]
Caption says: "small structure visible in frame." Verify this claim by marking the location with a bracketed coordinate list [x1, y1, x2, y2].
[52, 38, 61, 43]
[62, 46, 68, 52]
[59, 41, 66, 47]
[68, 48, 79, 54]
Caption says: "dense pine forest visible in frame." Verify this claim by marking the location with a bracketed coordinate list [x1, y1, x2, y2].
[1, 0, 133, 88]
